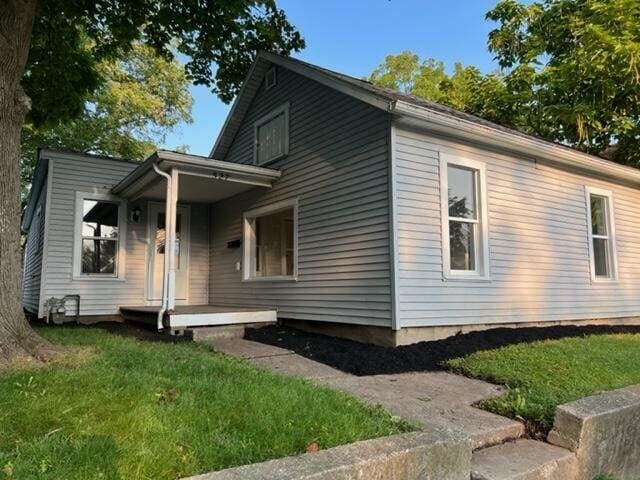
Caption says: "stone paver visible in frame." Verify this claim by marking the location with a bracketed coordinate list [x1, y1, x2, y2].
[471, 439, 577, 480]
[252, 354, 347, 380]
[322, 373, 524, 449]
[213, 338, 293, 359]
[324, 372, 506, 406]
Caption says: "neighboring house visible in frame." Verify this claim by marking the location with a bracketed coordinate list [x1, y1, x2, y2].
[21, 52, 640, 346]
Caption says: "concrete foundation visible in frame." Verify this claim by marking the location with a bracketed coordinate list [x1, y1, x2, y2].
[284, 316, 640, 347]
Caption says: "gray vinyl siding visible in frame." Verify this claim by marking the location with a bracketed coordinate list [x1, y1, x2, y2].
[393, 123, 640, 327]
[22, 178, 48, 315]
[42, 151, 209, 316]
[210, 67, 393, 326]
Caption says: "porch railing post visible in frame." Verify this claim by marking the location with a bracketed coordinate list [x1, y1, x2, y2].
[166, 169, 179, 311]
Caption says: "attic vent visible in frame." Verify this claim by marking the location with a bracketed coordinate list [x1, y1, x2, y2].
[265, 67, 277, 90]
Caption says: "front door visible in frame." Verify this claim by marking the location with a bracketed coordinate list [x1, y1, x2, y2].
[147, 203, 190, 302]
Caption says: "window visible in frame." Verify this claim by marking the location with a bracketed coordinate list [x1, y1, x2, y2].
[74, 193, 125, 278]
[243, 200, 297, 280]
[440, 154, 490, 279]
[586, 187, 617, 281]
[254, 103, 289, 165]
[265, 66, 277, 90]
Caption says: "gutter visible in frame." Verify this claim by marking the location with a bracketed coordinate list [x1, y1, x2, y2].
[390, 100, 640, 187]
[112, 150, 281, 198]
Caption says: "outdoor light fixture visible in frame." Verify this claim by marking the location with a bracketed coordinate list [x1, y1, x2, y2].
[130, 205, 142, 223]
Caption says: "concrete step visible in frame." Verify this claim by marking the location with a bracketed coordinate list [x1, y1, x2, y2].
[435, 405, 525, 451]
[188, 323, 274, 342]
[471, 439, 577, 480]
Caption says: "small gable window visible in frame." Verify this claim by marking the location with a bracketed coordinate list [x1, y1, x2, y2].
[265, 66, 277, 90]
[254, 103, 289, 166]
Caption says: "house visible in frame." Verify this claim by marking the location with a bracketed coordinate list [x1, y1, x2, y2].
[21, 52, 640, 346]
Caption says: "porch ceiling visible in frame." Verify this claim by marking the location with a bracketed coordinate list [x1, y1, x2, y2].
[111, 150, 281, 202]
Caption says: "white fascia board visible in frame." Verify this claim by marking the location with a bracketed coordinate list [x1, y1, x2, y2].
[392, 100, 640, 188]
[112, 150, 282, 199]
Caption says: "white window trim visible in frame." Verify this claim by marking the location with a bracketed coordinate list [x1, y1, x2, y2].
[253, 102, 290, 166]
[242, 198, 298, 282]
[585, 186, 618, 283]
[439, 153, 491, 281]
[73, 191, 127, 281]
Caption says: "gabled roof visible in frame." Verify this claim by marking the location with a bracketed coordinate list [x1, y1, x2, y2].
[211, 52, 640, 187]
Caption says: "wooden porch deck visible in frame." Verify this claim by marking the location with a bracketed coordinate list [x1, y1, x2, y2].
[120, 305, 277, 329]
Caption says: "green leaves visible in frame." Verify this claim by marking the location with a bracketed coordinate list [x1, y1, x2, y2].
[368, 52, 527, 130]
[487, 0, 640, 166]
[20, 43, 194, 200]
[25, 0, 304, 127]
[372, 1, 640, 168]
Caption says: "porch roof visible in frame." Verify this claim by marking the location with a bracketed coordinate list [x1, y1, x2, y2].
[111, 150, 281, 202]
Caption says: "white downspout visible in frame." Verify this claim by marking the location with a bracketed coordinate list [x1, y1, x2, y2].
[166, 169, 179, 312]
[152, 164, 172, 331]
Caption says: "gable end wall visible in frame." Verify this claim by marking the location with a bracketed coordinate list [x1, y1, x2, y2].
[209, 66, 394, 327]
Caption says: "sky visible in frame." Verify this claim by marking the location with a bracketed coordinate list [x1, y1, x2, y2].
[162, 0, 504, 156]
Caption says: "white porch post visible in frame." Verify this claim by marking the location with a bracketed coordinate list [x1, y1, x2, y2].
[166, 169, 179, 311]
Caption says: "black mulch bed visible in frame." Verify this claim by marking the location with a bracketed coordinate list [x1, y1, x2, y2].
[245, 324, 640, 376]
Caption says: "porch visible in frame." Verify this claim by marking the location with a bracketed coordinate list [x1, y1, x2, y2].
[120, 304, 277, 330]
[111, 150, 282, 331]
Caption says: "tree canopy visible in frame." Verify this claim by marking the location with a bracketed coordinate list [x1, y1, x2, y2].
[370, 0, 640, 167]
[25, 0, 305, 129]
[368, 52, 524, 130]
[21, 43, 194, 199]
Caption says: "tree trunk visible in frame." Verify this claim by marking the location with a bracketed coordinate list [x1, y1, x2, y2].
[0, 0, 60, 364]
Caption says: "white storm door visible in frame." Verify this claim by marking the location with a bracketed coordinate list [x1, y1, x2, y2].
[147, 203, 190, 302]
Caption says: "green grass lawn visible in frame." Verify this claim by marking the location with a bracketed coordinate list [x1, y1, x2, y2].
[0, 327, 410, 480]
[446, 333, 640, 433]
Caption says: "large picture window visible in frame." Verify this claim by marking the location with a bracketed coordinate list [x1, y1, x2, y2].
[254, 103, 289, 165]
[440, 154, 490, 279]
[74, 193, 125, 278]
[243, 200, 297, 280]
[586, 187, 617, 281]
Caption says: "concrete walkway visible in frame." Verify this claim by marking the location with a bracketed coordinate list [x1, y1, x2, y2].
[213, 338, 524, 450]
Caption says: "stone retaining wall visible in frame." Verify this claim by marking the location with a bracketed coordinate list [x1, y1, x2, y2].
[548, 385, 640, 480]
[182, 428, 471, 480]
